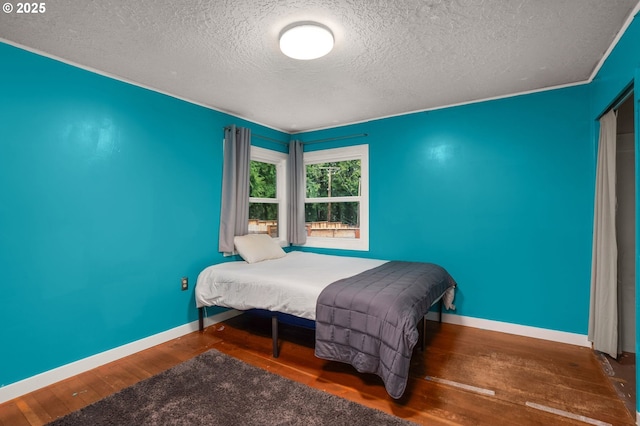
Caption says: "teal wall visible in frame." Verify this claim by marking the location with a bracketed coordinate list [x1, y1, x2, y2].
[590, 13, 640, 118]
[1, 11, 639, 394]
[298, 85, 593, 334]
[0, 42, 287, 387]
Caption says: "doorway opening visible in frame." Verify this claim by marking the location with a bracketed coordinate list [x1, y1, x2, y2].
[599, 92, 636, 418]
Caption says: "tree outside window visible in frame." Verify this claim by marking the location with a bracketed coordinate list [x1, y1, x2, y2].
[305, 160, 361, 238]
[248, 147, 287, 242]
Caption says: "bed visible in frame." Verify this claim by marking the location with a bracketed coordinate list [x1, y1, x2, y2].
[195, 234, 457, 399]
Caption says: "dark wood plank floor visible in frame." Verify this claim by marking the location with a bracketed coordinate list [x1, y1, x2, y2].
[598, 351, 636, 419]
[0, 314, 634, 425]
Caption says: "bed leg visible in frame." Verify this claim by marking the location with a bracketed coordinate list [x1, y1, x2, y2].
[272, 315, 279, 358]
[198, 307, 204, 332]
[438, 298, 443, 323]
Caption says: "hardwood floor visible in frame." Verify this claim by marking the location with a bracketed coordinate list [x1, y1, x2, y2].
[0, 314, 634, 425]
[599, 351, 637, 419]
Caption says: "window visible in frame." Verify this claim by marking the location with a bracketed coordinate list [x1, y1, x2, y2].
[249, 146, 287, 245]
[304, 145, 368, 251]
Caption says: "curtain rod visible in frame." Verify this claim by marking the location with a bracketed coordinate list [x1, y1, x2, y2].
[224, 126, 368, 146]
[223, 126, 289, 146]
[302, 133, 368, 145]
[254, 133, 289, 146]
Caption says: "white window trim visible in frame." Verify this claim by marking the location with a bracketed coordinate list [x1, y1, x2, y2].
[303, 144, 369, 251]
[250, 146, 288, 246]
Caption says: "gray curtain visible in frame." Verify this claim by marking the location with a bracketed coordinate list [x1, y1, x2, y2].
[588, 109, 618, 358]
[218, 125, 251, 253]
[288, 140, 307, 245]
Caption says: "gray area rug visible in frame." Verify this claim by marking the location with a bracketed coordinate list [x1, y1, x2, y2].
[47, 349, 415, 425]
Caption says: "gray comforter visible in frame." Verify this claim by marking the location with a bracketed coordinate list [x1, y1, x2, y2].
[314, 261, 456, 399]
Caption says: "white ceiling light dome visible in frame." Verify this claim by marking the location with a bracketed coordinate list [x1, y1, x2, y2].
[279, 22, 334, 60]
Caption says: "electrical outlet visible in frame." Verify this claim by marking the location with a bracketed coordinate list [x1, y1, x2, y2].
[181, 277, 188, 291]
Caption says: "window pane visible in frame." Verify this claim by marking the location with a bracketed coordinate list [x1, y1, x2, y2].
[306, 160, 361, 198]
[305, 202, 359, 239]
[249, 203, 278, 237]
[250, 161, 277, 198]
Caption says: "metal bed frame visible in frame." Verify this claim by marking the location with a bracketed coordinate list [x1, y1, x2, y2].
[198, 292, 445, 358]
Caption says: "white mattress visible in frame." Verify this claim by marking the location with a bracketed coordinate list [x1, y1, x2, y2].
[195, 251, 387, 320]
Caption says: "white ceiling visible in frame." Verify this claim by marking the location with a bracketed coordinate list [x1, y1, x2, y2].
[1, 1, 639, 133]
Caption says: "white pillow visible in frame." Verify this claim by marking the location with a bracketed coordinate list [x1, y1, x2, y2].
[233, 234, 286, 264]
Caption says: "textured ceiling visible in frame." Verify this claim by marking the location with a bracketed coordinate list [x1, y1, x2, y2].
[1, 0, 639, 132]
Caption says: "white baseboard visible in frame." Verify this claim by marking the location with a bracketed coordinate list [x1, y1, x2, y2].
[425, 312, 590, 348]
[0, 309, 242, 404]
[1, 309, 591, 405]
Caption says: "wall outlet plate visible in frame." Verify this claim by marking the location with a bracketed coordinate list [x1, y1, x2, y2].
[181, 277, 188, 291]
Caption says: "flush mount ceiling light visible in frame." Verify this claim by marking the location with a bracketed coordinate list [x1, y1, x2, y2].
[279, 23, 334, 60]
